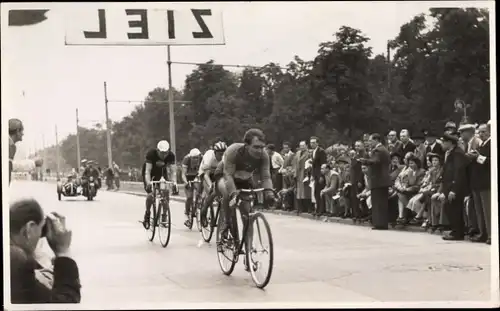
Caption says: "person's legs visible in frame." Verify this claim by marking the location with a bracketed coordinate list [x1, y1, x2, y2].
[143, 183, 154, 223]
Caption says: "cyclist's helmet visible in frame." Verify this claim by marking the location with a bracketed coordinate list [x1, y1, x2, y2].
[157, 140, 170, 152]
[213, 141, 227, 152]
[81, 159, 88, 164]
[189, 148, 201, 157]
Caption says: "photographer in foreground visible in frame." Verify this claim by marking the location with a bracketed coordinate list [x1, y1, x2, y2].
[10, 199, 81, 303]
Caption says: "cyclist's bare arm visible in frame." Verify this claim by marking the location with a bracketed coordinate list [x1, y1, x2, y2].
[260, 152, 273, 190]
[145, 162, 153, 185]
[223, 144, 239, 197]
[167, 164, 177, 182]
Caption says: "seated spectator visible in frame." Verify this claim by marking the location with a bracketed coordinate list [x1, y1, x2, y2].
[336, 156, 352, 218]
[395, 154, 426, 224]
[320, 163, 341, 217]
[10, 199, 81, 303]
[408, 153, 443, 228]
[388, 152, 404, 225]
[357, 164, 372, 221]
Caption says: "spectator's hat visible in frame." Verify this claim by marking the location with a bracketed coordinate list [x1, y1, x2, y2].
[444, 121, 457, 130]
[441, 132, 459, 143]
[390, 151, 402, 160]
[426, 152, 442, 163]
[336, 155, 350, 164]
[458, 123, 476, 132]
[81, 159, 87, 164]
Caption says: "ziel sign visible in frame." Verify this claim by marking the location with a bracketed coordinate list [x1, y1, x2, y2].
[64, 8, 225, 46]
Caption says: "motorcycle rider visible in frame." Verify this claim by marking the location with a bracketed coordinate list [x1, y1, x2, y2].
[82, 160, 100, 196]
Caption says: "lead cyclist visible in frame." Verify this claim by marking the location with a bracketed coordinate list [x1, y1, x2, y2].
[218, 129, 276, 255]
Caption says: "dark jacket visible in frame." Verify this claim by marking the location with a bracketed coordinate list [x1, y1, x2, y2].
[467, 138, 491, 191]
[395, 141, 417, 158]
[311, 147, 327, 180]
[10, 244, 81, 304]
[438, 146, 468, 196]
[349, 152, 365, 192]
[363, 144, 391, 189]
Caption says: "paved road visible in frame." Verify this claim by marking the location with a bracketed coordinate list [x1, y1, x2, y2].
[7, 181, 495, 307]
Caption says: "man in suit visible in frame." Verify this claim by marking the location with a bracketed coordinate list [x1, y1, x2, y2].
[310, 136, 328, 216]
[438, 133, 469, 241]
[423, 129, 444, 169]
[358, 133, 391, 230]
[458, 123, 483, 236]
[387, 130, 403, 153]
[395, 129, 416, 158]
[466, 123, 491, 244]
[10, 199, 81, 303]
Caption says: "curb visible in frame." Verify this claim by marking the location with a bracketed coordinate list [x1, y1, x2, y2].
[118, 190, 434, 235]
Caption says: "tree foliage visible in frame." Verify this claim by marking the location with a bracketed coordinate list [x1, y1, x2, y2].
[54, 8, 490, 171]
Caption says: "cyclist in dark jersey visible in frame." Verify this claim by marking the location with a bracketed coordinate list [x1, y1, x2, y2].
[182, 148, 203, 228]
[142, 140, 177, 225]
[219, 129, 275, 246]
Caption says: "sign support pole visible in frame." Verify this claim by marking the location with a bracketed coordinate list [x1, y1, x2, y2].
[76, 108, 81, 170]
[167, 45, 176, 156]
[104, 82, 113, 169]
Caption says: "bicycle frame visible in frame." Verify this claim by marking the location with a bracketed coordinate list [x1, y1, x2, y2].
[150, 180, 174, 208]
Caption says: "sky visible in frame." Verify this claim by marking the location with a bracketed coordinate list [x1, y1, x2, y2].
[1, 1, 494, 160]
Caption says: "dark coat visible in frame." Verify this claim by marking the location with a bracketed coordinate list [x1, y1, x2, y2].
[363, 144, 391, 189]
[10, 244, 81, 304]
[467, 138, 491, 191]
[311, 147, 327, 180]
[395, 141, 417, 158]
[438, 146, 468, 196]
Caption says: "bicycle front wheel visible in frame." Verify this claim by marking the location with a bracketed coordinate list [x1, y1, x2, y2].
[216, 209, 237, 276]
[247, 211, 274, 289]
[201, 201, 215, 243]
[158, 201, 172, 248]
[148, 203, 157, 242]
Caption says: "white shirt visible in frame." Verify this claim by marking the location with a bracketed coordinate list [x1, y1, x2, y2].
[271, 152, 284, 169]
[198, 149, 219, 175]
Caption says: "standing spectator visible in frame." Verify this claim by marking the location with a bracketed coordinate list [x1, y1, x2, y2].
[423, 129, 444, 169]
[395, 129, 417, 158]
[413, 132, 427, 166]
[357, 164, 372, 220]
[105, 166, 114, 190]
[458, 124, 483, 236]
[349, 141, 366, 222]
[336, 156, 351, 218]
[439, 133, 469, 241]
[358, 133, 391, 230]
[444, 121, 458, 134]
[10, 199, 81, 303]
[310, 136, 327, 216]
[280, 142, 295, 189]
[387, 130, 402, 153]
[293, 141, 312, 213]
[267, 144, 284, 191]
[113, 162, 121, 190]
[466, 123, 491, 244]
[9, 118, 42, 184]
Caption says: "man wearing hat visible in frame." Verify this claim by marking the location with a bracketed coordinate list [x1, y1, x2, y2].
[465, 123, 491, 244]
[9, 118, 43, 184]
[458, 123, 483, 236]
[413, 132, 427, 167]
[437, 133, 469, 241]
[444, 121, 457, 134]
[423, 129, 444, 170]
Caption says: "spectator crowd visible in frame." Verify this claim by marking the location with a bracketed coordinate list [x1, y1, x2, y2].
[268, 121, 492, 244]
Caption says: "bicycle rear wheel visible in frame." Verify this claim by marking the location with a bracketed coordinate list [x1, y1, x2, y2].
[247, 211, 274, 289]
[158, 201, 172, 248]
[148, 202, 157, 242]
[201, 201, 215, 243]
[216, 209, 237, 276]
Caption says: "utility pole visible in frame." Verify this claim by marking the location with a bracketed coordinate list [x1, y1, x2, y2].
[76, 108, 81, 170]
[104, 82, 113, 169]
[387, 40, 391, 90]
[167, 45, 176, 156]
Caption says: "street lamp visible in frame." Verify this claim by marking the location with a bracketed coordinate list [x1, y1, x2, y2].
[454, 99, 472, 124]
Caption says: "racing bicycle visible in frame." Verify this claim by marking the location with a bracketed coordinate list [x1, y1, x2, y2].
[142, 177, 174, 248]
[185, 179, 203, 231]
[216, 188, 276, 289]
[200, 184, 222, 243]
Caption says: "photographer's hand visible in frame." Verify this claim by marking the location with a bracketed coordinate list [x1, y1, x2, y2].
[45, 212, 72, 258]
